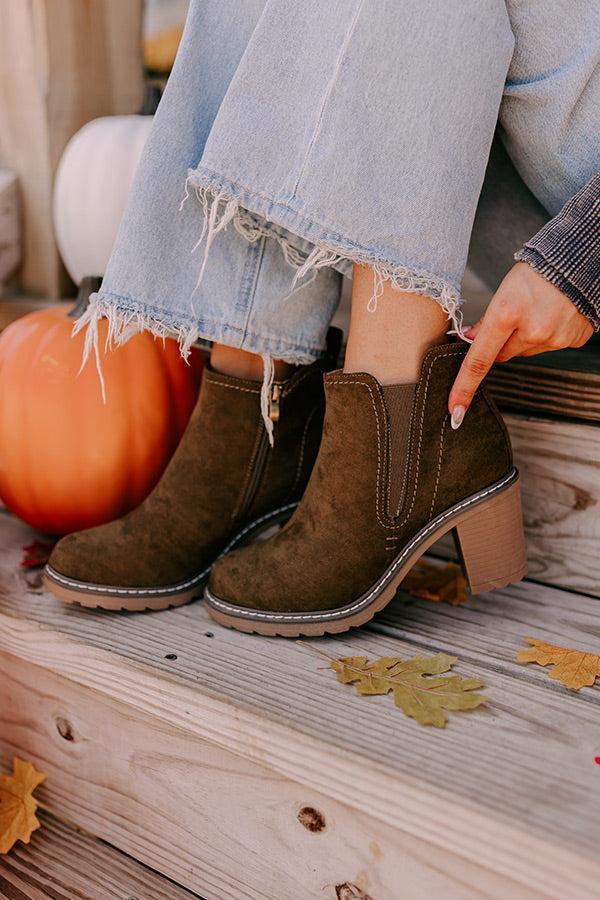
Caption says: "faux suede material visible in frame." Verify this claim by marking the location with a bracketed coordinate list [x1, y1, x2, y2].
[208, 342, 514, 614]
[249, 366, 326, 515]
[395, 344, 512, 528]
[209, 370, 395, 610]
[50, 360, 328, 588]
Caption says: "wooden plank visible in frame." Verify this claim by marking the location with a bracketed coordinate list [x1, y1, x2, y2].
[1, 653, 546, 900]
[0, 170, 20, 290]
[0, 809, 197, 900]
[0, 513, 599, 898]
[488, 358, 600, 423]
[0, 298, 57, 332]
[0, 0, 144, 296]
[509, 414, 600, 593]
[436, 412, 600, 595]
[498, 337, 600, 377]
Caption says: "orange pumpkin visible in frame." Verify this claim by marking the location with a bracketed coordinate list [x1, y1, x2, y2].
[0, 304, 203, 534]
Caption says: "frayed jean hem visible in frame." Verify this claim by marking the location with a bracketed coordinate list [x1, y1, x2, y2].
[74, 292, 325, 367]
[73, 290, 325, 443]
[74, 162, 468, 440]
[185, 163, 466, 331]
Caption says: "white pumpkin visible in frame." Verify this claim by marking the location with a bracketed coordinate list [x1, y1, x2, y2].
[53, 115, 154, 284]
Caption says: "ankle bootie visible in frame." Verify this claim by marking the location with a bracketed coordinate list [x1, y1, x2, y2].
[205, 342, 527, 636]
[44, 331, 340, 610]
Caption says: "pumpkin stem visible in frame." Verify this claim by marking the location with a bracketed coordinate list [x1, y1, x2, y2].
[69, 277, 103, 319]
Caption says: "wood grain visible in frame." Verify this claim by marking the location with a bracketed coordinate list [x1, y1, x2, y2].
[0, 0, 144, 296]
[488, 362, 600, 423]
[507, 414, 600, 593]
[435, 412, 600, 595]
[0, 809, 197, 899]
[1, 512, 599, 897]
[1, 653, 545, 900]
[0, 170, 20, 290]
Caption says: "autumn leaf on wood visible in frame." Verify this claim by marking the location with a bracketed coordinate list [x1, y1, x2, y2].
[21, 540, 56, 568]
[517, 637, 600, 690]
[0, 758, 46, 854]
[401, 560, 469, 605]
[304, 645, 485, 727]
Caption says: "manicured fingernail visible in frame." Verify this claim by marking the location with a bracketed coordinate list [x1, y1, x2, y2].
[451, 405, 465, 429]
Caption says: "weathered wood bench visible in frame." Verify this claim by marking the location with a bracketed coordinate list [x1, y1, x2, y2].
[0, 810, 196, 899]
[1, 509, 599, 899]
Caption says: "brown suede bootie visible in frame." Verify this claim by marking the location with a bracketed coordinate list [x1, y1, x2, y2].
[205, 341, 527, 636]
[44, 331, 341, 611]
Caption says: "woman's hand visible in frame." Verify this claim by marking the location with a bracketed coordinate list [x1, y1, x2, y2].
[448, 261, 594, 428]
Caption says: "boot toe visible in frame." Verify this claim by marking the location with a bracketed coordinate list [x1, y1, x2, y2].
[48, 526, 125, 586]
[207, 544, 287, 612]
[207, 533, 343, 615]
[208, 546, 261, 608]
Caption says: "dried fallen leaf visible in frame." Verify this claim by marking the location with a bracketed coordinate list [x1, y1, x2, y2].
[0, 758, 46, 854]
[304, 645, 485, 727]
[517, 637, 600, 690]
[401, 560, 469, 605]
[21, 540, 56, 568]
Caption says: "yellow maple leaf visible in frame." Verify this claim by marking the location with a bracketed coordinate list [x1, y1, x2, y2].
[304, 645, 485, 727]
[0, 758, 46, 854]
[401, 560, 470, 605]
[517, 637, 600, 690]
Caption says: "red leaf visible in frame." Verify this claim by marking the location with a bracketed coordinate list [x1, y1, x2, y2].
[21, 541, 56, 568]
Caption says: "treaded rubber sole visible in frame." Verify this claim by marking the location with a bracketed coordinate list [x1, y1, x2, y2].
[43, 503, 297, 612]
[204, 470, 527, 637]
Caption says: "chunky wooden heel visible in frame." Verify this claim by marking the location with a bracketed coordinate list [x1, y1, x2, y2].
[454, 479, 528, 594]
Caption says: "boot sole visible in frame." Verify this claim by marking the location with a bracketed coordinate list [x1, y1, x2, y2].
[204, 469, 527, 637]
[43, 503, 297, 612]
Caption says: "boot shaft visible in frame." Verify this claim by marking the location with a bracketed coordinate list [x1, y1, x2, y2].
[304, 341, 512, 534]
[205, 341, 524, 632]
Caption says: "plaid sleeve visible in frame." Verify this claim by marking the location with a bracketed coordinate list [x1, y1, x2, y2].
[515, 172, 600, 328]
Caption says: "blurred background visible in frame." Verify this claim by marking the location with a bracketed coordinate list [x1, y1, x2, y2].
[0, 1, 206, 536]
[0, 0, 190, 320]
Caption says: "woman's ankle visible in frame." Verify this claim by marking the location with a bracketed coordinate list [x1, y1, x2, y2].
[344, 264, 448, 384]
[210, 344, 297, 381]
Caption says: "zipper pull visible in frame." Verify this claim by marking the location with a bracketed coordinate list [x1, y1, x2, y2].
[269, 383, 281, 423]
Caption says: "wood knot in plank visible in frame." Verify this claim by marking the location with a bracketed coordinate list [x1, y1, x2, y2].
[297, 806, 326, 832]
[335, 884, 373, 900]
[55, 716, 76, 742]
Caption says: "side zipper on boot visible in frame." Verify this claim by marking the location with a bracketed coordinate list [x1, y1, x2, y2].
[235, 384, 280, 522]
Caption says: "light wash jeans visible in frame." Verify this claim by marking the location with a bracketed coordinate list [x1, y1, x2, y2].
[78, 0, 600, 389]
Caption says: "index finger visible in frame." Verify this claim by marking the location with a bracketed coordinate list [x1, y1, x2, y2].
[448, 318, 513, 428]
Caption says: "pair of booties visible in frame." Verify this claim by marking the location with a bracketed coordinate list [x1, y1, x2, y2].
[45, 334, 527, 636]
